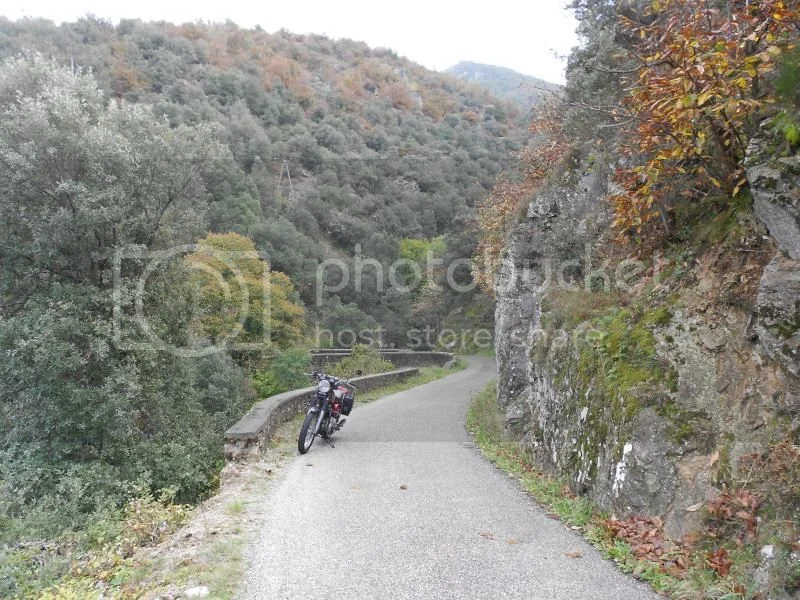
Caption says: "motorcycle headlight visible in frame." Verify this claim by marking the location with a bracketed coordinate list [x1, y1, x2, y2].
[317, 379, 331, 394]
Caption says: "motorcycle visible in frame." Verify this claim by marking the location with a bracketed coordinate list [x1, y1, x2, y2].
[297, 371, 358, 454]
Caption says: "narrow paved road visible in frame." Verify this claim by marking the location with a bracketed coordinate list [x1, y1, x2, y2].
[241, 358, 659, 600]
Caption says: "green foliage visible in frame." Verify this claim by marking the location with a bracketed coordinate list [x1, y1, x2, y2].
[0, 19, 525, 345]
[313, 298, 380, 348]
[578, 304, 672, 405]
[0, 490, 190, 599]
[398, 236, 445, 266]
[252, 348, 312, 398]
[0, 56, 252, 553]
[773, 111, 800, 149]
[187, 232, 304, 353]
[673, 192, 755, 249]
[327, 344, 395, 378]
[776, 45, 800, 107]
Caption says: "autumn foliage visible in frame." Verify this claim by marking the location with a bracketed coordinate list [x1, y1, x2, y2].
[611, 0, 800, 233]
[186, 233, 304, 351]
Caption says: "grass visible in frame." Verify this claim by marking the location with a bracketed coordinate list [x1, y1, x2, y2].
[466, 380, 596, 529]
[164, 537, 247, 600]
[464, 379, 762, 599]
[224, 500, 245, 516]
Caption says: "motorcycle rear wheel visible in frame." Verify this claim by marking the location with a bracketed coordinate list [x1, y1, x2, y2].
[298, 412, 317, 454]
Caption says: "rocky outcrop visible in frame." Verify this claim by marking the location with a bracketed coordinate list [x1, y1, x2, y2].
[494, 135, 800, 542]
[746, 125, 800, 260]
[755, 254, 800, 379]
[747, 121, 800, 384]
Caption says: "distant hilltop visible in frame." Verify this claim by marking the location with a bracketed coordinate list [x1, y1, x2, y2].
[446, 61, 561, 108]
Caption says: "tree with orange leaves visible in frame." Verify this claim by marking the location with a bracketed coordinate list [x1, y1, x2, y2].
[610, 0, 800, 234]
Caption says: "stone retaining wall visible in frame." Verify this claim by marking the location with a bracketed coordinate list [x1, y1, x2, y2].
[224, 368, 419, 462]
[311, 350, 453, 370]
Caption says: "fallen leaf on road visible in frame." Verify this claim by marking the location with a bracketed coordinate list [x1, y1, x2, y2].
[479, 531, 496, 541]
[564, 550, 583, 559]
[305, 463, 313, 467]
[506, 538, 520, 545]
[400, 484, 408, 490]
[686, 503, 704, 512]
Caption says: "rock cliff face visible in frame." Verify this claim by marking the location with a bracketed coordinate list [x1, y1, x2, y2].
[494, 130, 800, 541]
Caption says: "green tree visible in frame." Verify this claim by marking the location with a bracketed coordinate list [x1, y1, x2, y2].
[186, 232, 304, 352]
[0, 55, 251, 537]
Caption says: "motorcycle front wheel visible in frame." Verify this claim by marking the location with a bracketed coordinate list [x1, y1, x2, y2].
[298, 411, 317, 454]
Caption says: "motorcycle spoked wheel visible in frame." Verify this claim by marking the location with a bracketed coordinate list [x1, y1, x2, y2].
[298, 411, 318, 454]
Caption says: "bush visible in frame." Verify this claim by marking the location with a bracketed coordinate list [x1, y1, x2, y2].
[326, 344, 395, 378]
[252, 348, 312, 397]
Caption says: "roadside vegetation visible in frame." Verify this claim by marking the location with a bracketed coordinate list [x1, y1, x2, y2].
[0, 23, 504, 594]
[356, 360, 467, 404]
[468, 381, 800, 599]
[0, 352, 462, 598]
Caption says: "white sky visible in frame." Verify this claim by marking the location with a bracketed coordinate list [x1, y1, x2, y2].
[1, 0, 579, 83]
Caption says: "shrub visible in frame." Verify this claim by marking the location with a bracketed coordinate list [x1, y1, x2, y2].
[327, 344, 395, 378]
[252, 348, 312, 397]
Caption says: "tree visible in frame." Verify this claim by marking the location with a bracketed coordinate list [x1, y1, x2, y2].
[186, 233, 304, 352]
[609, 0, 800, 233]
[0, 55, 251, 532]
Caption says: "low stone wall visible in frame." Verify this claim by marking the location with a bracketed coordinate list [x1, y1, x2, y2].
[224, 367, 419, 462]
[311, 350, 454, 370]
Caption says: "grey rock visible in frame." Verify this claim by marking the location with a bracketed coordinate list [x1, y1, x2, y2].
[493, 129, 800, 551]
[700, 327, 727, 352]
[746, 134, 800, 260]
[756, 253, 800, 378]
[761, 544, 776, 560]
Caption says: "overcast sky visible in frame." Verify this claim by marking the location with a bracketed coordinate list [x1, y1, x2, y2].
[1, 0, 579, 83]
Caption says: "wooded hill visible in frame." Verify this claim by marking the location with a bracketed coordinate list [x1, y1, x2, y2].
[0, 20, 528, 586]
[0, 17, 526, 345]
[447, 60, 561, 108]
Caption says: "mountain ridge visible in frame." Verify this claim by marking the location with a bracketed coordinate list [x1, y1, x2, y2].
[446, 60, 561, 108]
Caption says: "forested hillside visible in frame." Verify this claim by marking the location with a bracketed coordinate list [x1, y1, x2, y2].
[0, 17, 524, 346]
[0, 18, 529, 597]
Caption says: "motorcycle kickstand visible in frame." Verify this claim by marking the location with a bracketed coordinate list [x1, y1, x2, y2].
[322, 436, 335, 448]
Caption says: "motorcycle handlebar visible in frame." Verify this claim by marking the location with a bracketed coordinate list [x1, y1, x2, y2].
[308, 372, 357, 391]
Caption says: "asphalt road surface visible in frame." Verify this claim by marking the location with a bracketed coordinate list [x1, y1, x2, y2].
[241, 357, 659, 600]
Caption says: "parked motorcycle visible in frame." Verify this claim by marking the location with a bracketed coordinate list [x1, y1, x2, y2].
[297, 371, 357, 454]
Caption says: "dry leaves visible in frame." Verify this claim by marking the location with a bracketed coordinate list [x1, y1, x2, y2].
[603, 515, 690, 577]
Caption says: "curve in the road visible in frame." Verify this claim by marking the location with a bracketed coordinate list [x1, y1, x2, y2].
[241, 357, 660, 600]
